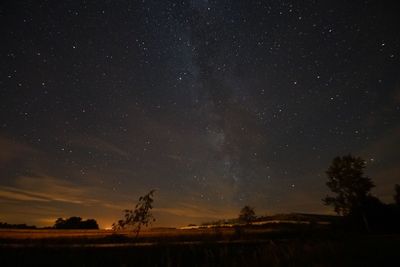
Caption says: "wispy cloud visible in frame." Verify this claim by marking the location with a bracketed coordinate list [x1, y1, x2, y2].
[0, 187, 50, 202]
[0, 174, 109, 206]
[155, 202, 237, 220]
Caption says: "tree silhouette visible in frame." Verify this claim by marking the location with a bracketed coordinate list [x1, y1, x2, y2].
[55, 217, 66, 228]
[0, 222, 36, 229]
[54, 217, 99, 229]
[112, 189, 156, 237]
[238, 206, 256, 224]
[83, 219, 99, 229]
[394, 184, 400, 206]
[323, 155, 375, 216]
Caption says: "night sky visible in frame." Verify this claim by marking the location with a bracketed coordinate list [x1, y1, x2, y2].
[1, 1, 399, 228]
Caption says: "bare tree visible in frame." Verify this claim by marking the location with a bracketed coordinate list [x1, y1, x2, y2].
[112, 189, 156, 237]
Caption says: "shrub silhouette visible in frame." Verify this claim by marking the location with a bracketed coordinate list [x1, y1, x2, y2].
[54, 216, 99, 229]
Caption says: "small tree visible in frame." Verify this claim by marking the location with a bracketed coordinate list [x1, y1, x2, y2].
[238, 206, 256, 224]
[112, 189, 156, 237]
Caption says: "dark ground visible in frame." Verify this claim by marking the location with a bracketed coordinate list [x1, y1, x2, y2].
[0, 226, 399, 266]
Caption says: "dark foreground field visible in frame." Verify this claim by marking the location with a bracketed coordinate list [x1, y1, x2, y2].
[1, 226, 399, 266]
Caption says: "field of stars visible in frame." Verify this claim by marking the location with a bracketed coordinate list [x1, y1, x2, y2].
[0, 1, 399, 228]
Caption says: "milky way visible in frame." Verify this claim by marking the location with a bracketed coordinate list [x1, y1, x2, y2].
[1, 1, 399, 227]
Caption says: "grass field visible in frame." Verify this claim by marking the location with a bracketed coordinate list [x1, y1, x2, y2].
[1, 225, 399, 266]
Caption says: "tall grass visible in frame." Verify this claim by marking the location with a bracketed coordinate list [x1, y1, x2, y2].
[0, 225, 399, 266]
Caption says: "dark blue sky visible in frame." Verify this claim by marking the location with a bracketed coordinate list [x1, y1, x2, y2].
[1, 0, 399, 227]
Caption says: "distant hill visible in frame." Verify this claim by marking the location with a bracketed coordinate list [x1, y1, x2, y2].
[256, 213, 340, 223]
[196, 213, 340, 228]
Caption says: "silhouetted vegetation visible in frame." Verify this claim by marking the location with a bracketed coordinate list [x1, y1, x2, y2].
[0, 222, 36, 229]
[394, 184, 400, 206]
[53, 217, 99, 229]
[323, 154, 400, 233]
[112, 189, 156, 237]
[238, 206, 256, 224]
[323, 154, 375, 216]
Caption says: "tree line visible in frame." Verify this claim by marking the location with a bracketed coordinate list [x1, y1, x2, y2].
[0, 217, 99, 230]
[0, 222, 36, 229]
